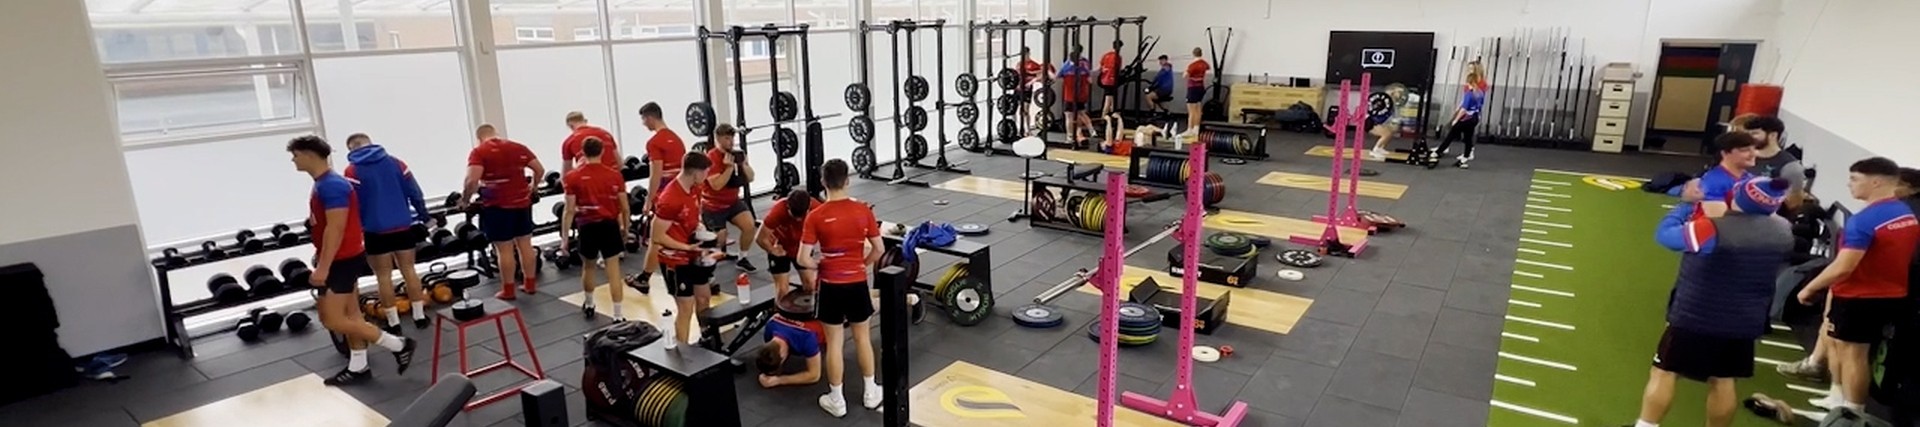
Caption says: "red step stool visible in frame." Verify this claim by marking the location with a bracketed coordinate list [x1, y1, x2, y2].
[432, 298, 546, 411]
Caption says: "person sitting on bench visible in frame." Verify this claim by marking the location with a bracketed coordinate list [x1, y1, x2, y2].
[1145, 55, 1174, 116]
[756, 313, 824, 388]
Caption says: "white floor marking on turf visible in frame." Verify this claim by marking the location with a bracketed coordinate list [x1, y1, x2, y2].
[1514, 270, 1545, 279]
[1530, 185, 1553, 191]
[1528, 204, 1572, 212]
[1528, 191, 1571, 198]
[1512, 285, 1576, 298]
[1787, 384, 1826, 395]
[1771, 323, 1792, 332]
[1520, 238, 1572, 248]
[1535, 168, 1650, 181]
[1528, 197, 1552, 203]
[1755, 357, 1790, 367]
[1794, 409, 1829, 421]
[1517, 259, 1573, 271]
[1532, 179, 1572, 186]
[1662, 204, 1675, 209]
[1495, 374, 1537, 387]
[1762, 339, 1807, 351]
[1523, 220, 1571, 229]
[1517, 247, 1547, 256]
[1500, 352, 1579, 371]
[1522, 228, 1548, 235]
[1490, 400, 1579, 424]
[1524, 211, 1550, 218]
[1507, 315, 1575, 331]
[1502, 332, 1541, 343]
[1509, 299, 1542, 308]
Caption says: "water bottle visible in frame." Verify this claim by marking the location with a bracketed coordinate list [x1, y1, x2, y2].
[660, 309, 677, 350]
[735, 273, 752, 304]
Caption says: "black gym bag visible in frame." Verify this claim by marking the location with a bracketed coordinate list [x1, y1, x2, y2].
[582, 321, 663, 415]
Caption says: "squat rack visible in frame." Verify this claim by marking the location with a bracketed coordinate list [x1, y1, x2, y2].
[971, 19, 1054, 155]
[852, 19, 966, 187]
[690, 23, 836, 198]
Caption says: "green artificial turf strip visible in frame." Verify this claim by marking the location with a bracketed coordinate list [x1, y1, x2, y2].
[1487, 171, 1816, 427]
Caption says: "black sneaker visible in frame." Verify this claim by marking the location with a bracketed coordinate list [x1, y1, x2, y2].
[413, 317, 430, 329]
[735, 258, 758, 272]
[381, 323, 402, 335]
[392, 337, 417, 375]
[910, 298, 927, 325]
[324, 367, 372, 386]
[582, 303, 597, 318]
[627, 273, 651, 294]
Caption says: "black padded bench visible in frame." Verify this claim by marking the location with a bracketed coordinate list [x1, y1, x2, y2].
[386, 374, 477, 427]
[694, 285, 780, 369]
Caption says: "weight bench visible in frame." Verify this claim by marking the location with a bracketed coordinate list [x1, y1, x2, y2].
[387, 374, 477, 427]
[694, 286, 778, 369]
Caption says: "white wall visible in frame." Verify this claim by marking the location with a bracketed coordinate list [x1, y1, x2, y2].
[0, 0, 163, 356]
[1765, 0, 1918, 210]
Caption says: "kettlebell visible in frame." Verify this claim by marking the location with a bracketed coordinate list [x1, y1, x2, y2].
[284, 312, 312, 332]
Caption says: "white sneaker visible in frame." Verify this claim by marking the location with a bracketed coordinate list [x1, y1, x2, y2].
[1367, 148, 1387, 160]
[1808, 393, 1844, 410]
[864, 386, 884, 410]
[819, 393, 848, 418]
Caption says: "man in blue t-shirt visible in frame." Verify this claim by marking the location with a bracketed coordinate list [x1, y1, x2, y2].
[1671, 132, 1761, 218]
[755, 314, 822, 388]
[1145, 55, 1174, 112]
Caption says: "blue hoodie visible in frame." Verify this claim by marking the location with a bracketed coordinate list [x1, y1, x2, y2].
[344, 144, 430, 234]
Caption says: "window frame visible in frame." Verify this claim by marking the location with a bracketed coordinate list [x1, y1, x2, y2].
[105, 58, 321, 150]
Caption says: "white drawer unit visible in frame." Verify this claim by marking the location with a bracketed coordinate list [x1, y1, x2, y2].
[1600, 82, 1634, 100]
[1592, 63, 1637, 153]
[1593, 134, 1624, 153]
[1595, 117, 1629, 136]
[1598, 100, 1631, 118]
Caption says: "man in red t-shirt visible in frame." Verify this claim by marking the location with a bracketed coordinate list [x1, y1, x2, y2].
[560, 111, 621, 176]
[1184, 47, 1211, 138]
[1098, 40, 1123, 118]
[561, 138, 633, 320]
[287, 135, 415, 387]
[759, 190, 819, 302]
[1018, 47, 1052, 125]
[652, 153, 717, 345]
[799, 159, 884, 417]
[703, 124, 758, 272]
[1795, 157, 1919, 410]
[463, 124, 548, 300]
[633, 102, 688, 293]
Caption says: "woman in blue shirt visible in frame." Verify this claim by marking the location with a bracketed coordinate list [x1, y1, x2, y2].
[1430, 61, 1487, 169]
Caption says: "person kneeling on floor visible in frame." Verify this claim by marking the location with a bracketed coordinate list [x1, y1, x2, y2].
[1629, 177, 1794, 427]
[756, 313, 824, 388]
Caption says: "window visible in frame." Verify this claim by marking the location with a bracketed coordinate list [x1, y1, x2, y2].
[111, 64, 314, 144]
[516, 27, 556, 42]
[919, 0, 960, 21]
[301, 0, 459, 52]
[872, 0, 913, 21]
[574, 27, 600, 41]
[1012, 0, 1034, 19]
[85, 0, 300, 63]
[795, 0, 852, 29]
[609, 0, 696, 40]
[975, 0, 1012, 21]
[726, 0, 789, 26]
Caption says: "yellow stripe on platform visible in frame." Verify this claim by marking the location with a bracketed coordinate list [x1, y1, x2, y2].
[1047, 149, 1133, 169]
[932, 176, 1027, 201]
[144, 375, 387, 427]
[910, 361, 1185, 427]
[1256, 171, 1407, 199]
[1074, 265, 1311, 334]
[1305, 145, 1406, 162]
[1206, 209, 1370, 245]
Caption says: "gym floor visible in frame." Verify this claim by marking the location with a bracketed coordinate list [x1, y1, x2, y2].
[2, 131, 1736, 427]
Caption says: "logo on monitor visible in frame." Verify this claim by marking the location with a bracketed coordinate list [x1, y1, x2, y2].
[1361, 48, 1395, 69]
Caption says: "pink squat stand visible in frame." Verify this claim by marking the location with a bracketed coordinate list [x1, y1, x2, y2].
[1310, 73, 1375, 232]
[1093, 171, 1129, 427]
[1120, 142, 1248, 427]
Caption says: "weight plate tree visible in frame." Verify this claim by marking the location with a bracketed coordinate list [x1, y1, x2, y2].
[692, 24, 824, 205]
[852, 19, 969, 184]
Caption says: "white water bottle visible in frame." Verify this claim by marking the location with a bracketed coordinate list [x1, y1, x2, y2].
[659, 309, 677, 350]
[735, 273, 752, 304]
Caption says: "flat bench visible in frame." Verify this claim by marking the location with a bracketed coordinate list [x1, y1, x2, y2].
[694, 285, 780, 369]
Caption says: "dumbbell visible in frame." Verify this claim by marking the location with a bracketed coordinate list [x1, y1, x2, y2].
[552, 202, 567, 220]
[270, 223, 300, 247]
[248, 307, 285, 333]
[284, 311, 312, 332]
[623, 156, 647, 180]
[456, 221, 483, 247]
[154, 247, 188, 269]
[201, 241, 228, 261]
[544, 171, 563, 190]
[208, 273, 248, 303]
[429, 225, 459, 255]
[544, 245, 574, 270]
[236, 317, 261, 342]
[245, 264, 283, 296]
[628, 186, 648, 212]
[279, 258, 312, 288]
[236, 229, 264, 253]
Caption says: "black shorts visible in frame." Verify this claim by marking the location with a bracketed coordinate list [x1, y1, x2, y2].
[321, 254, 371, 295]
[767, 255, 812, 274]
[1828, 297, 1910, 343]
[1652, 326, 1755, 381]
[1151, 89, 1172, 102]
[575, 220, 626, 262]
[701, 201, 750, 231]
[662, 264, 715, 298]
[364, 228, 423, 256]
[816, 282, 874, 325]
[1065, 102, 1088, 112]
[479, 207, 534, 242]
[1186, 87, 1206, 104]
[1100, 83, 1119, 96]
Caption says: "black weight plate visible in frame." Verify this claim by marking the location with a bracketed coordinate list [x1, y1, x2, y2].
[770, 91, 799, 122]
[775, 162, 800, 192]
[904, 106, 929, 132]
[997, 119, 1018, 143]
[777, 290, 816, 321]
[957, 127, 982, 152]
[844, 83, 871, 111]
[1033, 86, 1055, 108]
[954, 222, 989, 236]
[957, 103, 979, 125]
[1117, 302, 1161, 328]
[1166, 244, 1186, 266]
[955, 73, 978, 97]
[1220, 157, 1248, 165]
[851, 146, 877, 175]
[685, 102, 716, 137]
[904, 134, 929, 161]
[1277, 249, 1324, 268]
[904, 75, 930, 102]
[1012, 304, 1063, 328]
[942, 276, 992, 326]
[848, 115, 875, 144]
[996, 68, 1020, 91]
[997, 94, 1019, 116]
[772, 127, 799, 158]
[1366, 92, 1392, 123]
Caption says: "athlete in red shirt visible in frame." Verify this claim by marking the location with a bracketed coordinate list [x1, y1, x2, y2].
[759, 190, 820, 302]
[1184, 47, 1211, 138]
[1796, 157, 1919, 409]
[561, 138, 633, 320]
[703, 124, 758, 272]
[1098, 40, 1123, 118]
[798, 159, 884, 416]
[287, 135, 415, 386]
[1018, 47, 1052, 126]
[560, 111, 621, 175]
[463, 124, 548, 300]
[652, 152, 716, 345]
[634, 102, 688, 292]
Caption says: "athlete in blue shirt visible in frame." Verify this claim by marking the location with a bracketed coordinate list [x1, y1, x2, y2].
[1671, 132, 1761, 218]
[1430, 61, 1486, 169]
[1146, 55, 1174, 112]
[756, 314, 823, 388]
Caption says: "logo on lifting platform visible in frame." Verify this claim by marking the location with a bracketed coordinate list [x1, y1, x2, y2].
[1361, 48, 1396, 69]
[939, 385, 1027, 419]
[1581, 175, 1644, 191]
